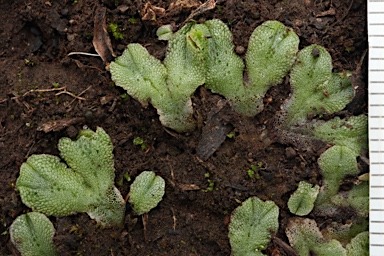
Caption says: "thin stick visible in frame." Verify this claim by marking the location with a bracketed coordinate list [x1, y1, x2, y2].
[55, 90, 86, 101]
[181, 0, 216, 27]
[68, 85, 92, 105]
[22, 87, 66, 97]
[67, 52, 101, 57]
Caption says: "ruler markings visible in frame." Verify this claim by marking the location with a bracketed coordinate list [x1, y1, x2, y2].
[360, 1, 382, 254]
[371, 212, 384, 220]
[370, 70, 384, 80]
[370, 178, 384, 185]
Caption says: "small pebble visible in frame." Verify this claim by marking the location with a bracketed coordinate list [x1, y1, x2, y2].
[67, 33, 75, 41]
[285, 147, 297, 159]
[235, 45, 245, 55]
[61, 8, 69, 16]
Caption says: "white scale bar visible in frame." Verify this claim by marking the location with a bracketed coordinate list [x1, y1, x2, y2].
[369, 0, 384, 255]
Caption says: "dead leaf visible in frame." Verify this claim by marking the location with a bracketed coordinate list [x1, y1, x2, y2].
[169, 0, 201, 10]
[93, 7, 115, 63]
[196, 100, 232, 161]
[37, 117, 84, 133]
[182, 0, 216, 26]
[179, 184, 200, 191]
[345, 50, 367, 115]
[141, 2, 166, 21]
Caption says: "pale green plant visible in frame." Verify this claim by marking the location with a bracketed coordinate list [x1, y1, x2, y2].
[10, 212, 58, 256]
[286, 218, 369, 256]
[230, 20, 299, 116]
[128, 171, 165, 215]
[279, 44, 354, 127]
[322, 219, 369, 246]
[288, 181, 319, 216]
[286, 217, 346, 256]
[16, 127, 125, 227]
[110, 19, 300, 131]
[110, 22, 206, 132]
[228, 197, 279, 256]
[315, 145, 359, 209]
[331, 181, 369, 218]
[346, 232, 369, 256]
[312, 115, 368, 156]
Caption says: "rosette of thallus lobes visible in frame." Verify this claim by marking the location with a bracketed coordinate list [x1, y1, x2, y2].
[109, 20, 300, 132]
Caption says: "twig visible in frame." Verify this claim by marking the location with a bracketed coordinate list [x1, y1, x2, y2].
[181, 0, 216, 27]
[67, 52, 101, 57]
[272, 237, 299, 256]
[142, 213, 148, 243]
[339, 0, 354, 22]
[67, 85, 92, 105]
[171, 207, 177, 231]
[22, 87, 67, 97]
[55, 90, 86, 101]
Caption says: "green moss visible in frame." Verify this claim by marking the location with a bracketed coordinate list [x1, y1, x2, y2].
[108, 23, 124, 40]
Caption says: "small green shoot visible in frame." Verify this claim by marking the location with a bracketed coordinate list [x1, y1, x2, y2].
[203, 179, 215, 192]
[133, 137, 148, 151]
[24, 59, 35, 67]
[124, 173, 131, 182]
[129, 17, 137, 25]
[246, 163, 263, 179]
[117, 173, 131, 187]
[216, 5, 223, 11]
[226, 131, 236, 139]
[202, 172, 215, 192]
[108, 23, 124, 40]
[120, 93, 129, 100]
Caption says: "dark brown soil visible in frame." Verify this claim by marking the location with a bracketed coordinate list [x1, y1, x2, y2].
[0, 0, 367, 255]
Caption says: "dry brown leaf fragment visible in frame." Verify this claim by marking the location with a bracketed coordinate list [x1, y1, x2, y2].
[182, 0, 216, 26]
[169, 0, 202, 10]
[178, 184, 200, 191]
[37, 117, 84, 133]
[93, 7, 115, 63]
[141, 2, 166, 21]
